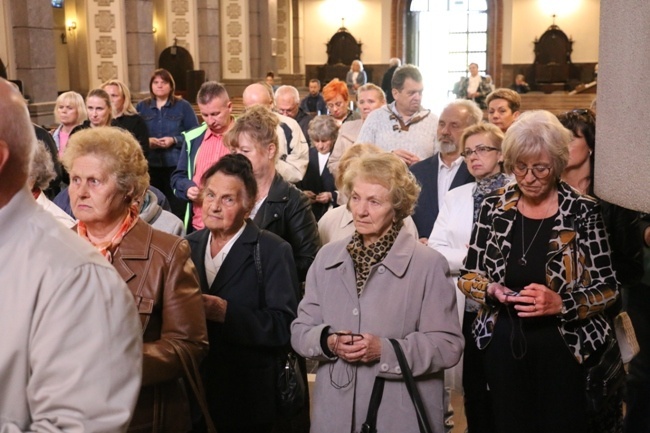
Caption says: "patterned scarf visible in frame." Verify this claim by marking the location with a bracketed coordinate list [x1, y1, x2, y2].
[346, 221, 403, 296]
[466, 172, 510, 312]
[472, 172, 510, 221]
[77, 205, 139, 262]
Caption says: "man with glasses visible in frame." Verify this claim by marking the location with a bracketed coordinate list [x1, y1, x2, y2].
[410, 99, 483, 242]
[275, 85, 313, 145]
[357, 64, 438, 166]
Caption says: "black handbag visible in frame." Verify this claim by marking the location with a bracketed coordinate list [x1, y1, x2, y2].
[585, 334, 626, 412]
[361, 338, 433, 433]
[253, 236, 306, 417]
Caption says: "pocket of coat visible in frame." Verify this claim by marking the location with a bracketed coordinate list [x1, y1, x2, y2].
[135, 295, 154, 330]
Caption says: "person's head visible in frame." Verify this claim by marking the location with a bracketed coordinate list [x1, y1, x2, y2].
[86, 88, 113, 127]
[322, 79, 350, 121]
[265, 71, 275, 87]
[351, 60, 363, 72]
[486, 88, 521, 132]
[557, 109, 596, 179]
[335, 143, 383, 189]
[437, 99, 483, 154]
[200, 154, 258, 236]
[29, 142, 56, 192]
[469, 63, 479, 77]
[356, 83, 386, 121]
[391, 64, 424, 117]
[54, 91, 87, 127]
[502, 110, 571, 201]
[388, 57, 402, 68]
[342, 152, 421, 244]
[0, 79, 36, 201]
[514, 74, 526, 85]
[459, 123, 504, 180]
[197, 81, 232, 134]
[102, 79, 137, 117]
[274, 85, 300, 118]
[242, 82, 274, 110]
[149, 68, 176, 102]
[307, 115, 339, 155]
[308, 79, 321, 96]
[226, 105, 279, 178]
[63, 127, 149, 226]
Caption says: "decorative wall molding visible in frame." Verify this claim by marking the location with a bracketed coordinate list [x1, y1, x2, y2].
[276, 0, 291, 74]
[220, 0, 249, 79]
[164, 0, 198, 62]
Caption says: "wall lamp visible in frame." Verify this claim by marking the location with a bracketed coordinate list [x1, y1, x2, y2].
[67, 20, 77, 32]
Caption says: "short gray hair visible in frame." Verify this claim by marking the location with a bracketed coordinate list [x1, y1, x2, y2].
[502, 110, 571, 178]
[445, 99, 483, 127]
[29, 142, 56, 190]
[275, 85, 300, 104]
[307, 115, 339, 143]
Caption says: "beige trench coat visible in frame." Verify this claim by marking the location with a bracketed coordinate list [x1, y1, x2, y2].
[291, 228, 464, 433]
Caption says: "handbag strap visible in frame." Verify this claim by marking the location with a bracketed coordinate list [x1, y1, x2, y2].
[361, 376, 385, 433]
[388, 338, 434, 433]
[168, 340, 218, 433]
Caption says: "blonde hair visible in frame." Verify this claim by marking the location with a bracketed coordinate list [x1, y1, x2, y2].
[226, 105, 280, 163]
[342, 152, 421, 222]
[335, 143, 383, 189]
[460, 123, 505, 152]
[357, 83, 386, 104]
[62, 127, 149, 203]
[54, 91, 88, 124]
[502, 110, 571, 178]
[101, 79, 138, 116]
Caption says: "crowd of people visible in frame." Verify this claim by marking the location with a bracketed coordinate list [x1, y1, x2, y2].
[0, 57, 647, 433]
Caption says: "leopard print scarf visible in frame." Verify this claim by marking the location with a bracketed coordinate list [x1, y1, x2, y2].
[347, 221, 403, 296]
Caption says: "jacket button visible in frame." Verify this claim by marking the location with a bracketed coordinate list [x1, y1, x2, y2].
[395, 366, 402, 374]
[352, 308, 359, 316]
[380, 363, 389, 372]
[377, 266, 386, 274]
[274, 213, 279, 218]
[308, 348, 314, 356]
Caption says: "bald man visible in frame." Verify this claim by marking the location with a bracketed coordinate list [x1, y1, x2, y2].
[243, 82, 308, 183]
[0, 78, 142, 432]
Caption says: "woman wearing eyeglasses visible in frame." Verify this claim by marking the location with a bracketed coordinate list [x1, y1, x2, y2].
[322, 79, 360, 126]
[428, 123, 510, 433]
[458, 110, 621, 433]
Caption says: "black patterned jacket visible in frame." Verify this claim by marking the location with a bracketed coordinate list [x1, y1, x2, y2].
[458, 181, 619, 363]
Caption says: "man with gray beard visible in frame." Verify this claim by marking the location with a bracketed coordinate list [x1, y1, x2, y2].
[410, 99, 482, 242]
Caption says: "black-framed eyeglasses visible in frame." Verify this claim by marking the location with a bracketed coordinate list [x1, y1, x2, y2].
[512, 163, 552, 179]
[460, 145, 499, 158]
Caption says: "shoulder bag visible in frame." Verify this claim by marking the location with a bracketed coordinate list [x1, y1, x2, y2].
[253, 235, 307, 417]
[361, 338, 433, 433]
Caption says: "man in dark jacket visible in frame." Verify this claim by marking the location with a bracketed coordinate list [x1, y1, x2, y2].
[381, 57, 401, 104]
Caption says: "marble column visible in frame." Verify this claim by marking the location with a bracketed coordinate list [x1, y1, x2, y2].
[125, 0, 155, 93]
[197, 0, 221, 81]
[9, 0, 57, 106]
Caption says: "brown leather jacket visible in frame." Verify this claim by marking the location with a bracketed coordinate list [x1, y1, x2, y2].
[112, 219, 209, 432]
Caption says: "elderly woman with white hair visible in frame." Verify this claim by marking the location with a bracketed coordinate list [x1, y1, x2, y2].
[458, 110, 622, 433]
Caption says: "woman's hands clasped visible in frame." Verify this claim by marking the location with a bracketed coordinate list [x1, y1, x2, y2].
[488, 282, 563, 317]
[327, 331, 382, 363]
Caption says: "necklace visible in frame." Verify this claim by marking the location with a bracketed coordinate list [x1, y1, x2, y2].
[518, 199, 554, 266]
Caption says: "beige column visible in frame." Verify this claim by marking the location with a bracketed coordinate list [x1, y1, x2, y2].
[220, 0, 250, 80]
[84, 0, 128, 87]
[125, 0, 155, 93]
[596, 0, 650, 212]
[197, 0, 222, 81]
[8, 0, 57, 124]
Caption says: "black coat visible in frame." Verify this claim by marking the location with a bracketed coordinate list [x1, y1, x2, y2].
[409, 154, 474, 238]
[297, 147, 338, 221]
[186, 222, 298, 429]
[253, 173, 321, 283]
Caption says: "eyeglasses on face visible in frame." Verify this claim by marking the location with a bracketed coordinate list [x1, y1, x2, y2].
[326, 101, 345, 110]
[460, 145, 499, 158]
[512, 163, 552, 179]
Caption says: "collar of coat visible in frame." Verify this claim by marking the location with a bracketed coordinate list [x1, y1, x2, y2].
[322, 227, 415, 279]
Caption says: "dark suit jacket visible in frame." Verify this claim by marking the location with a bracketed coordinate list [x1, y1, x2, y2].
[186, 222, 298, 429]
[297, 147, 338, 221]
[409, 154, 474, 238]
[253, 173, 321, 283]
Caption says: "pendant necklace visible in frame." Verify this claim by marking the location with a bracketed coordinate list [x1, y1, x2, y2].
[518, 199, 553, 266]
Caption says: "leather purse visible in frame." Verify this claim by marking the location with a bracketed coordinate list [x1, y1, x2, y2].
[361, 338, 433, 433]
[253, 236, 306, 418]
[585, 334, 626, 413]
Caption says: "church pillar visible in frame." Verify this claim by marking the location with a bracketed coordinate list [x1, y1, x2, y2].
[9, 0, 57, 123]
[124, 0, 155, 94]
[197, 0, 222, 81]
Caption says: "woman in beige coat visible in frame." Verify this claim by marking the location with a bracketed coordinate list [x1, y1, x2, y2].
[291, 152, 463, 433]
